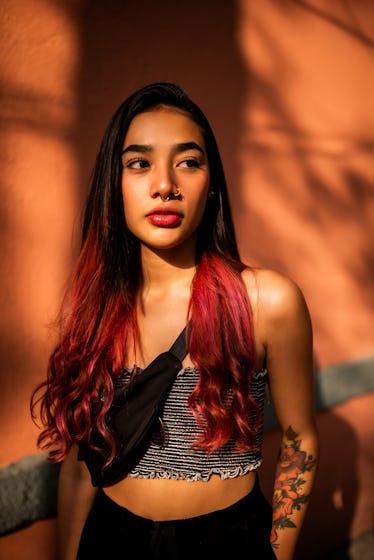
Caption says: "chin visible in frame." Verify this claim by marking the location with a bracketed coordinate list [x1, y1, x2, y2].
[142, 236, 196, 254]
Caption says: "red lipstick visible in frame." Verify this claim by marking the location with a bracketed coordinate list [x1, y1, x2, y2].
[146, 206, 183, 227]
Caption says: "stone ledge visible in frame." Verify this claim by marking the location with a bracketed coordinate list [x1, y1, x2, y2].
[264, 355, 374, 431]
[0, 454, 60, 535]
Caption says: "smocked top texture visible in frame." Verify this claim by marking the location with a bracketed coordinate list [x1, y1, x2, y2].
[120, 365, 268, 482]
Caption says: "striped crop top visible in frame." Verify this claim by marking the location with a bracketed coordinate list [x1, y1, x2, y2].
[120, 365, 268, 482]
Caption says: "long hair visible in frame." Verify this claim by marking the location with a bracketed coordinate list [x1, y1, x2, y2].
[31, 82, 260, 463]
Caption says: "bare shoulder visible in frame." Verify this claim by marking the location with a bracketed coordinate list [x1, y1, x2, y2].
[241, 267, 311, 332]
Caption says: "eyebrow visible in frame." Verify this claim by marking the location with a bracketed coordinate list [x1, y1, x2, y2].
[174, 142, 205, 154]
[122, 144, 152, 155]
[121, 142, 205, 155]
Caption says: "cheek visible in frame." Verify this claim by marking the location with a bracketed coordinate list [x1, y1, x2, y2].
[187, 192, 209, 231]
[121, 179, 142, 222]
[121, 175, 144, 208]
[194, 180, 210, 215]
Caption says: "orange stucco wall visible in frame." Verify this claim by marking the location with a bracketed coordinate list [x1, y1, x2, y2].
[0, 1, 373, 558]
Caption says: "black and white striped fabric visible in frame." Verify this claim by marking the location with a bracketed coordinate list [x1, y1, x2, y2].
[120, 366, 268, 482]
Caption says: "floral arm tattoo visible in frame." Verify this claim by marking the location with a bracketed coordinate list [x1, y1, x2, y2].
[271, 426, 317, 549]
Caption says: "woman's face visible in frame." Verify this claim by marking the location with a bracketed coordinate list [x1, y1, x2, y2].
[121, 107, 210, 253]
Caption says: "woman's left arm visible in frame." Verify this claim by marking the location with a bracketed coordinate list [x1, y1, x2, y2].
[259, 271, 319, 560]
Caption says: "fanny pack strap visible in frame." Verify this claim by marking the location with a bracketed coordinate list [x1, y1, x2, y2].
[168, 322, 191, 362]
[79, 321, 192, 487]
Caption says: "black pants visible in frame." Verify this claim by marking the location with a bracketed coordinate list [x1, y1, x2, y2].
[77, 476, 276, 559]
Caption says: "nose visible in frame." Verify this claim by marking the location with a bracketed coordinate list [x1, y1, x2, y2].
[150, 163, 176, 200]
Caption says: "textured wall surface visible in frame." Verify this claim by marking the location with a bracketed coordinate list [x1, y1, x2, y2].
[0, 1, 373, 559]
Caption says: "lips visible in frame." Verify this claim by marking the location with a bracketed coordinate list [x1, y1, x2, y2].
[146, 207, 183, 227]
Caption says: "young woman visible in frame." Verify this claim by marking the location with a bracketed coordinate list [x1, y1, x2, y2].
[32, 82, 318, 559]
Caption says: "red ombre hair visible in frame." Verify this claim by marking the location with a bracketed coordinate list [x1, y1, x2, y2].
[31, 83, 261, 464]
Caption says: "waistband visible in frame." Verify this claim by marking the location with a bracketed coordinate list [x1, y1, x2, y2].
[97, 474, 268, 534]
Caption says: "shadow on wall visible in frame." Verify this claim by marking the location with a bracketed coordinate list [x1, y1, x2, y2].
[73, 0, 247, 202]
[235, 0, 374, 367]
[299, 412, 358, 560]
[292, 0, 374, 47]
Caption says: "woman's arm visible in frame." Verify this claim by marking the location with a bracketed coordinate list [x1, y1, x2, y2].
[57, 445, 98, 560]
[256, 270, 319, 559]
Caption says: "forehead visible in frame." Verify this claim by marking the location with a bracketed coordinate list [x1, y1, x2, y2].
[123, 107, 205, 146]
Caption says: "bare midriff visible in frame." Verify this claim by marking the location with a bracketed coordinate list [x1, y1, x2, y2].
[103, 470, 257, 521]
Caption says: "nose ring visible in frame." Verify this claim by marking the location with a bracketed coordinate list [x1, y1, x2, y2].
[160, 187, 181, 202]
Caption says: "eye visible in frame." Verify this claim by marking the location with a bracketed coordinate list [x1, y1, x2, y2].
[125, 158, 150, 170]
[178, 158, 201, 169]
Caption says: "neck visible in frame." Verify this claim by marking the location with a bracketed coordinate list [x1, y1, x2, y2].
[140, 243, 198, 295]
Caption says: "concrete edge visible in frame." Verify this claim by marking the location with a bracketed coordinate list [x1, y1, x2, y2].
[264, 354, 374, 431]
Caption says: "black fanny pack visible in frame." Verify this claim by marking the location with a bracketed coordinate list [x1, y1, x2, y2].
[78, 325, 189, 487]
